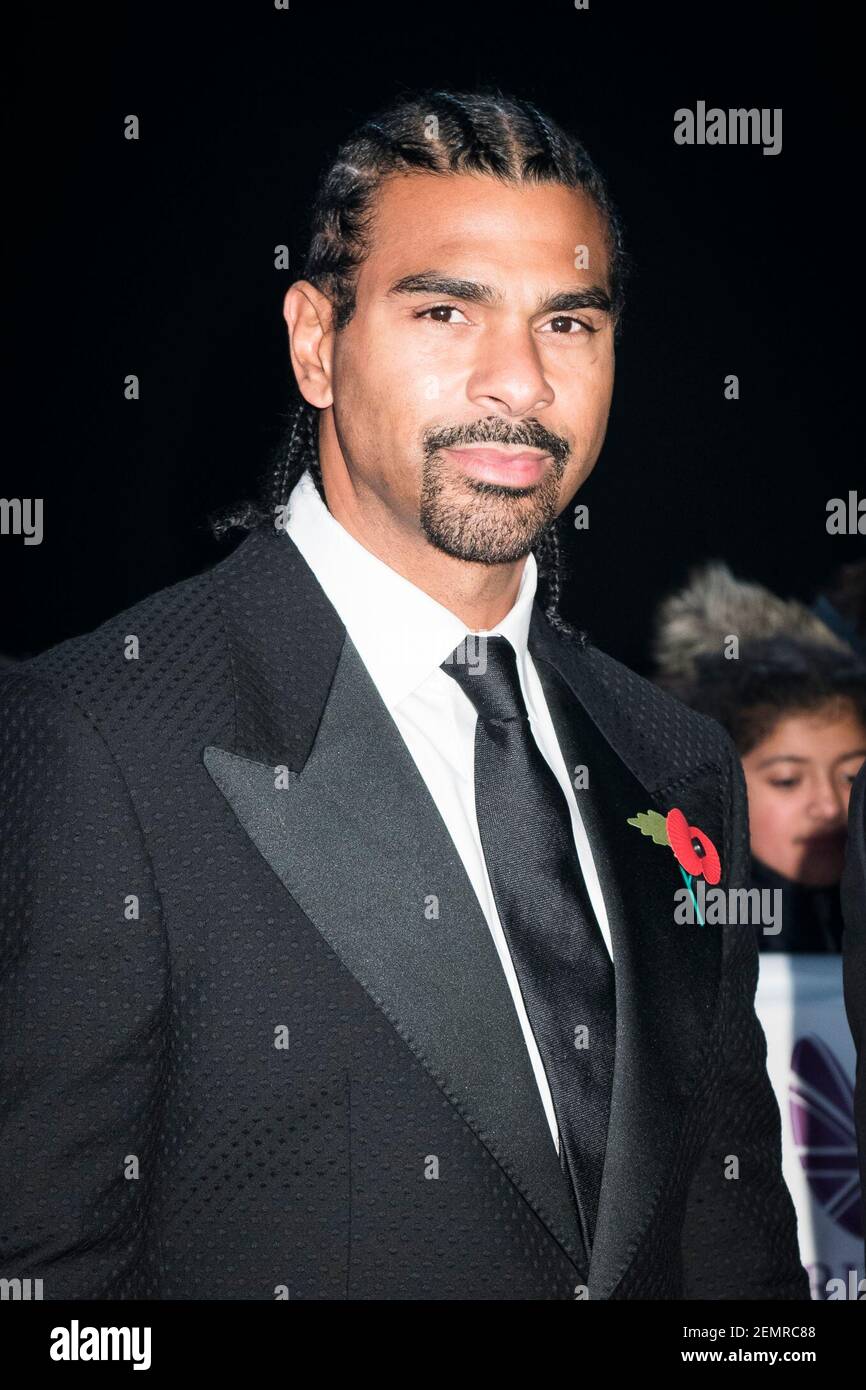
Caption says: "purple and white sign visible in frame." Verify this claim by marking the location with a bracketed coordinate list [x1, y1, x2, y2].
[754, 953, 864, 1301]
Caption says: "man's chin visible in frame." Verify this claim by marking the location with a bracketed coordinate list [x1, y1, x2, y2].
[422, 532, 537, 566]
[419, 493, 556, 566]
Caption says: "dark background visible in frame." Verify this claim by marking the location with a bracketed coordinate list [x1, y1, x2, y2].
[4, 0, 860, 673]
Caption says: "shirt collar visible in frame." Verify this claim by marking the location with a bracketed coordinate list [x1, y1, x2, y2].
[282, 469, 539, 709]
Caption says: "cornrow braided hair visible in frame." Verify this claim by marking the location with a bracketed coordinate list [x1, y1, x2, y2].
[213, 87, 631, 648]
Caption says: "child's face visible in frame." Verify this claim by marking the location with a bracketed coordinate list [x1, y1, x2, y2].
[741, 699, 866, 886]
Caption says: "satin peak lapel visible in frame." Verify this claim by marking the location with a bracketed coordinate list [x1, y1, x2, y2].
[528, 610, 727, 1300]
[204, 624, 589, 1277]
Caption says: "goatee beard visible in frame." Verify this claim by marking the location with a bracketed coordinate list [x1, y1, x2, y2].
[418, 429, 569, 564]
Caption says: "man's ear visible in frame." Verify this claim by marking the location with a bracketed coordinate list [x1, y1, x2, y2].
[283, 281, 335, 408]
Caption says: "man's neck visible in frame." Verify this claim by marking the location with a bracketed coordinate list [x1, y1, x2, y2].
[320, 468, 526, 633]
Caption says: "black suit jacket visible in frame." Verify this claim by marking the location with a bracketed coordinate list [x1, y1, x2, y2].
[0, 524, 809, 1299]
[842, 760, 866, 1242]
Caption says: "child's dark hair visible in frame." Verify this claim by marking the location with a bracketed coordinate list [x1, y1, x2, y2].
[670, 636, 866, 757]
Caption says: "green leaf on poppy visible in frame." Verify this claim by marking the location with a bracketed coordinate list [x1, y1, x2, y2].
[626, 809, 670, 846]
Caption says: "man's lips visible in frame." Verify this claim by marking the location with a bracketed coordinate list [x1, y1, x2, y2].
[442, 446, 550, 486]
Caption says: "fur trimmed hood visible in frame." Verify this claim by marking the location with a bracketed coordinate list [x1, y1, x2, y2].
[652, 561, 849, 689]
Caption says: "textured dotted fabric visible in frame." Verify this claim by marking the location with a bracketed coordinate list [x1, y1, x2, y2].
[0, 526, 809, 1299]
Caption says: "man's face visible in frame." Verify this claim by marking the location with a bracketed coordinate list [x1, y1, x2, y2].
[326, 171, 616, 564]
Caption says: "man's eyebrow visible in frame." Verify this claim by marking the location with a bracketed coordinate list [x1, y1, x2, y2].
[386, 271, 612, 316]
[536, 286, 612, 315]
[387, 272, 500, 306]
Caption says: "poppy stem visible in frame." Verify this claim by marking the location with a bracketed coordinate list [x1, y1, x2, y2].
[679, 865, 705, 925]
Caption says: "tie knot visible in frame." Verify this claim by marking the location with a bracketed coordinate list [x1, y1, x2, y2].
[441, 634, 528, 724]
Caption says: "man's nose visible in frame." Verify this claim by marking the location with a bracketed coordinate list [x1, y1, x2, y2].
[465, 327, 555, 418]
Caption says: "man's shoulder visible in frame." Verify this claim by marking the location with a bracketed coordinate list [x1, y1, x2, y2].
[1, 537, 247, 741]
[550, 626, 737, 791]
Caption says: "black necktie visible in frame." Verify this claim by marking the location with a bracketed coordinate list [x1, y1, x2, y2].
[441, 634, 616, 1251]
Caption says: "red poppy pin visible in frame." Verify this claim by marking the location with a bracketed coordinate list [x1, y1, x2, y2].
[626, 807, 721, 926]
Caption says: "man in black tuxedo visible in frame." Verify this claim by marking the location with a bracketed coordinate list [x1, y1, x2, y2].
[842, 760, 866, 1253]
[0, 89, 809, 1300]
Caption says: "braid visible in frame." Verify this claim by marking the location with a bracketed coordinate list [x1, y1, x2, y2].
[534, 521, 590, 649]
[209, 397, 322, 540]
[270, 397, 310, 513]
[303, 405, 323, 500]
[519, 100, 562, 178]
[267, 398, 324, 515]
[427, 92, 509, 175]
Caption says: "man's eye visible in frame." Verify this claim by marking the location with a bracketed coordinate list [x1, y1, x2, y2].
[541, 315, 595, 334]
[414, 304, 470, 324]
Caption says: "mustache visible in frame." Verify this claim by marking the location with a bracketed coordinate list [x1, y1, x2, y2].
[423, 418, 570, 468]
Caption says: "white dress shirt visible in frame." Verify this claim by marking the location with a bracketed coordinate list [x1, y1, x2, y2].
[282, 468, 613, 1152]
